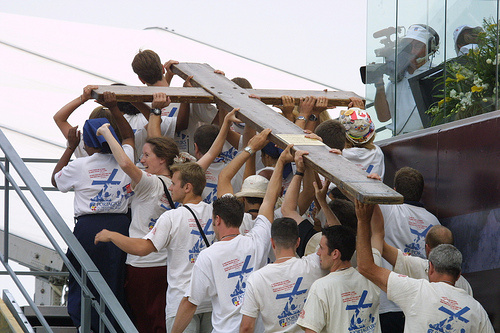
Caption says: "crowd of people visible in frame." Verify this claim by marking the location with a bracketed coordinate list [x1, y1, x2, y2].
[51, 48, 494, 333]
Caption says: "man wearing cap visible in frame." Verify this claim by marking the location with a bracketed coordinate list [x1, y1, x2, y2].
[52, 91, 135, 331]
[218, 130, 273, 234]
[454, 25, 482, 56]
[374, 24, 440, 135]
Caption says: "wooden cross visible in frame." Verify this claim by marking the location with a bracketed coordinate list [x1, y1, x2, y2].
[92, 63, 403, 204]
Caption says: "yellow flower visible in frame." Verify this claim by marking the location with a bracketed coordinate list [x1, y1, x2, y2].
[438, 97, 452, 107]
[471, 85, 484, 92]
[446, 77, 456, 83]
[456, 73, 466, 81]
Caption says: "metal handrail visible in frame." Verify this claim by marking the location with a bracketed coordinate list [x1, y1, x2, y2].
[0, 129, 137, 332]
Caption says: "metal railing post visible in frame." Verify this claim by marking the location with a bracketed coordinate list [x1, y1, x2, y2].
[3, 159, 8, 263]
[81, 270, 92, 333]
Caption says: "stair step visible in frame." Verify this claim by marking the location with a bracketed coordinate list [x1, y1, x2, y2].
[22, 306, 74, 328]
[34, 326, 77, 333]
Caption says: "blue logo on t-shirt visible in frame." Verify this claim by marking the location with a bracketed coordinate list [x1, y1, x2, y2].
[427, 306, 470, 332]
[277, 277, 307, 327]
[189, 218, 214, 263]
[404, 224, 432, 257]
[346, 290, 376, 332]
[228, 255, 253, 306]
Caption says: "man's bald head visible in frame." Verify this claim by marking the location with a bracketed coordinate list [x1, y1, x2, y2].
[425, 225, 454, 257]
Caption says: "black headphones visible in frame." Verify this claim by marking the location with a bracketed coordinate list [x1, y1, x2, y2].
[411, 24, 440, 55]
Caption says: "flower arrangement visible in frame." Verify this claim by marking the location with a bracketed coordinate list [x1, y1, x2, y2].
[426, 18, 499, 125]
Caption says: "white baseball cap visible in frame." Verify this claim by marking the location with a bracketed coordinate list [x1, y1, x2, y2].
[403, 24, 433, 46]
[235, 175, 269, 198]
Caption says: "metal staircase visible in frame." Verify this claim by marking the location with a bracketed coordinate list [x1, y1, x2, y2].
[0, 129, 137, 333]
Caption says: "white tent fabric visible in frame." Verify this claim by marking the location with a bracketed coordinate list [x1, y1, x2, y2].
[0, 13, 341, 305]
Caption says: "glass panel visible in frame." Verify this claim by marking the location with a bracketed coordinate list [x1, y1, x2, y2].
[366, 0, 500, 138]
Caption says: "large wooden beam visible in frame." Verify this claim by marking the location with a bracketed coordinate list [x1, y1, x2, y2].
[91, 86, 362, 107]
[169, 63, 402, 204]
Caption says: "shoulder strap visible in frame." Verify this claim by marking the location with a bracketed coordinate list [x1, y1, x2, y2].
[184, 204, 211, 248]
[158, 177, 175, 209]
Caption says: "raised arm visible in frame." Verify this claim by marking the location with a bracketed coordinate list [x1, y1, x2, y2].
[196, 108, 241, 171]
[53, 85, 97, 139]
[313, 180, 341, 226]
[242, 124, 257, 180]
[175, 75, 192, 133]
[281, 150, 309, 224]
[51, 126, 80, 188]
[355, 200, 390, 292]
[217, 128, 271, 196]
[97, 91, 135, 148]
[163, 59, 179, 87]
[369, 205, 385, 256]
[374, 81, 391, 122]
[97, 123, 142, 187]
[259, 144, 294, 222]
[147, 92, 171, 139]
[369, 204, 399, 266]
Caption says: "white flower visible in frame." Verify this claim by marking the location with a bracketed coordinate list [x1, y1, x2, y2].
[483, 98, 488, 102]
[486, 59, 493, 64]
[450, 89, 457, 98]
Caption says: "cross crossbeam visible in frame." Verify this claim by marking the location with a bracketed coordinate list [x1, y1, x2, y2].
[92, 63, 403, 204]
[91, 86, 361, 107]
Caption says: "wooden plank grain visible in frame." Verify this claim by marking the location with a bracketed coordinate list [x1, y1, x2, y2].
[172, 63, 402, 204]
[249, 89, 363, 107]
[90, 86, 363, 107]
[91, 86, 215, 104]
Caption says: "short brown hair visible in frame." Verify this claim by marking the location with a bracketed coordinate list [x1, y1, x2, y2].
[170, 162, 206, 196]
[231, 77, 253, 89]
[394, 167, 424, 202]
[194, 125, 219, 155]
[131, 50, 163, 85]
[315, 119, 346, 150]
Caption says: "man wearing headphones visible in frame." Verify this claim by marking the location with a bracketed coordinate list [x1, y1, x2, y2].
[374, 24, 439, 136]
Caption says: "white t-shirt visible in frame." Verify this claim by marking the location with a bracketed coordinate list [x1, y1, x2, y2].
[297, 251, 382, 333]
[381, 203, 440, 258]
[124, 113, 148, 131]
[202, 159, 244, 204]
[379, 202, 441, 314]
[387, 272, 493, 332]
[169, 103, 218, 154]
[144, 201, 214, 318]
[240, 255, 327, 332]
[126, 172, 176, 267]
[385, 63, 431, 135]
[186, 215, 272, 333]
[239, 212, 256, 235]
[393, 249, 473, 295]
[54, 145, 134, 217]
[342, 145, 385, 180]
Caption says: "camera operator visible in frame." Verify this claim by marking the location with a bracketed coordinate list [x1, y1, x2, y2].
[374, 24, 439, 136]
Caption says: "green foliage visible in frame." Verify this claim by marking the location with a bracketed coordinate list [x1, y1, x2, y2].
[426, 18, 499, 126]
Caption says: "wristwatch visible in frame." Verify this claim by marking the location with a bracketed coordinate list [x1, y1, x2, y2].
[308, 114, 318, 121]
[150, 108, 162, 116]
[296, 115, 307, 121]
[243, 146, 254, 155]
